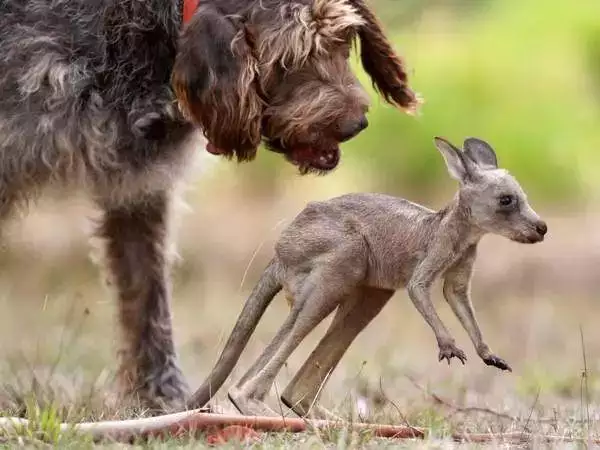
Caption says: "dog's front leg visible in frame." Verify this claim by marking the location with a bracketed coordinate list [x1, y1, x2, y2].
[97, 191, 188, 412]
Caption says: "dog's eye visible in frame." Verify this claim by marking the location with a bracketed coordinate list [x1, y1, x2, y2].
[498, 195, 514, 207]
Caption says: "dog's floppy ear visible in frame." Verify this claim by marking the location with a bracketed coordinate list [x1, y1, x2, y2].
[172, 6, 262, 161]
[349, 0, 420, 113]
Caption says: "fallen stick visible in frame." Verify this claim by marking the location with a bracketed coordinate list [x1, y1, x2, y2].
[451, 432, 600, 445]
[0, 410, 424, 443]
[1, 411, 599, 445]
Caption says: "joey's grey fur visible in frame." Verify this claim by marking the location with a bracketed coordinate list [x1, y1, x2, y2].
[188, 136, 548, 418]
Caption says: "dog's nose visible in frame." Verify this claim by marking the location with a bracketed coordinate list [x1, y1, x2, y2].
[356, 115, 368, 133]
[535, 221, 548, 236]
[338, 116, 368, 142]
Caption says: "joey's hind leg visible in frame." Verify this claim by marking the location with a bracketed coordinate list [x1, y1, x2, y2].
[226, 282, 310, 416]
[281, 295, 360, 421]
[233, 292, 304, 390]
[228, 272, 341, 417]
[228, 301, 304, 417]
[229, 261, 365, 416]
[443, 246, 511, 372]
[281, 288, 393, 419]
[98, 192, 188, 412]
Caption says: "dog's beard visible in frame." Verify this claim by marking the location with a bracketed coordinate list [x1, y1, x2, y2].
[203, 138, 341, 173]
[264, 138, 340, 173]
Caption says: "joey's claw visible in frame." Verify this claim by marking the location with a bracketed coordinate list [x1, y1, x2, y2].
[483, 354, 512, 372]
[437, 342, 467, 365]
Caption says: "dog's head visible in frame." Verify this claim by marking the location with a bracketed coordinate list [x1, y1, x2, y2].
[172, 0, 419, 173]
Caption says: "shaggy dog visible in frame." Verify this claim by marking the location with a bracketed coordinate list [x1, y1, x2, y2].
[0, 0, 418, 411]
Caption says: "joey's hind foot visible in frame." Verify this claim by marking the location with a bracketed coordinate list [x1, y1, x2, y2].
[482, 354, 512, 372]
[437, 340, 467, 365]
[280, 395, 342, 421]
[228, 388, 280, 417]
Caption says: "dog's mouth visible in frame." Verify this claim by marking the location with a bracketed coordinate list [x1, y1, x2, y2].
[264, 139, 340, 174]
[205, 140, 340, 172]
[204, 139, 341, 173]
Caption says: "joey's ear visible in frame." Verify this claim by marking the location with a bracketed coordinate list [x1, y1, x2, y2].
[463, 137, 498, 170]
[171, 6, 263, 162]
[433, 137, 472, 182]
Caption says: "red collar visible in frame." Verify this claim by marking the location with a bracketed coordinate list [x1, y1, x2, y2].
[183, 0, 198, 25]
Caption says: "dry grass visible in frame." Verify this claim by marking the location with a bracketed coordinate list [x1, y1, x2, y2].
[0, 168, 599, 448]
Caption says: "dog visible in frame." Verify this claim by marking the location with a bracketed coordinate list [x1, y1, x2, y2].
[0, 0, 418, 411]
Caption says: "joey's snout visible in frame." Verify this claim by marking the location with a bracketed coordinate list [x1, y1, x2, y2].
[501, 203, 548, 244]
[526, 219, 547, 243]
[535, 220, 548, 237]
[518, 215, 548, 244]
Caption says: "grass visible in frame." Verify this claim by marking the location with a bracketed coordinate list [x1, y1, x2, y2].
[0, 363, 598, 448]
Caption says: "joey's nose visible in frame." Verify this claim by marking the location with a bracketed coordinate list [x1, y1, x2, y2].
[536, 221, 548, 236]
[338, 115, 368, 142]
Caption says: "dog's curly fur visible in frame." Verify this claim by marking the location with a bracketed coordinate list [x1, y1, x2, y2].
[0, 0, 417, 410]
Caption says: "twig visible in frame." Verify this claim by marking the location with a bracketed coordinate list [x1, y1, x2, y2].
[48, 298, 84, 383]
[580, 325, 591, 446]
[305, 368, 333, 419]
[238, 218, 287, 292]
[404, 374, 517, 422]
[521, 387, 540, 434]
[551, 407, 559, 433]
[346, 361, 367, 422]
[378, 376, 420, 437]
[272, 380, 287, 427]
[449, 431, 600, 445]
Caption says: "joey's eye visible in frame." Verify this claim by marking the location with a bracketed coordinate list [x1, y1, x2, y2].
[498, 195, 514, 207]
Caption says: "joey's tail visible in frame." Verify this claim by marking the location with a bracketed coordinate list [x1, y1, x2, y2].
[187, 259, 282, 409]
